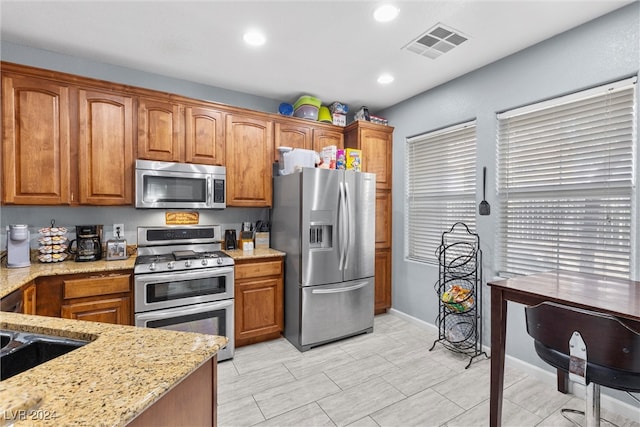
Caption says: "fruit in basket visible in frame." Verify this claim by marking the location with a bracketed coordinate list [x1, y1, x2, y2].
[442, 284, 474, 312]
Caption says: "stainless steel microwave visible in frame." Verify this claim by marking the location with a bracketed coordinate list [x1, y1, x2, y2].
[135, 159, 226, 209]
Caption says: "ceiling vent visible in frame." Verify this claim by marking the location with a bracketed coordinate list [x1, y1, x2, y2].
[403, 23, 468, 59]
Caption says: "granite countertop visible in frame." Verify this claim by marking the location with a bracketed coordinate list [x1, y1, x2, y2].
[0, 257, 137, 299]
[1, 248, 285, 299]
[0, 312, 227, 426]
[223, 247, 285, 260]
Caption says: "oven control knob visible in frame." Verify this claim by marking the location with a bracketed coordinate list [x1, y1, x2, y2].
[201, 259, 208, 266]
[184, 260, 192, 267]
[149, 262, 157, 271]
[216, 258, 223, 265]
[167, 261, 175, 270]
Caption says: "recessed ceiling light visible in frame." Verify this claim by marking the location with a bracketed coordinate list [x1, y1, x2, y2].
[373, 4, 399, 23]
[243, 30, 266, 47]
[377, 73, 394, 84]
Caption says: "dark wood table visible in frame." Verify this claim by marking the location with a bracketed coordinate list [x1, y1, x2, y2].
[487, 270, 640, 427]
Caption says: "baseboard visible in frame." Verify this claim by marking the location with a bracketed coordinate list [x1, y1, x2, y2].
[385, 308, 640, 421]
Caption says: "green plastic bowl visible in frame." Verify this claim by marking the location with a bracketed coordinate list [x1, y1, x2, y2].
[318, 106, 332, 123]
[293, 95, 321, 111]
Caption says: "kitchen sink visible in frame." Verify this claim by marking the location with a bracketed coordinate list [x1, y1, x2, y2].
[0, 330, 89, 381]
[0, 332, 10, 349]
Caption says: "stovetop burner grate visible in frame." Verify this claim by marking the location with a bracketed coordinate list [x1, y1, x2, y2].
[135, 250, 231, 266]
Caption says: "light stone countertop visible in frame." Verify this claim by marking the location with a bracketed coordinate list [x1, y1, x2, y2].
[0, 257, 137, 299]
[222, 247, 285, 260]
[1, 247, 285, 299]
[0, 312, 227, 426]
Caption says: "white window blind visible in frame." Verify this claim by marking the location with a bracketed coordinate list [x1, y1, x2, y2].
[406, 121, 477, 264]
[497, 77, 637, 279]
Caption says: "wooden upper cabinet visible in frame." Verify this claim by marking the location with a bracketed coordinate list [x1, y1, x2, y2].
[273, 121, 312, 162]
[344, 121, 393, 190]
[2, 73, 72, 204]
[78, 89, 134, 205]
[138, 97, 182, 162]
[225, 113, 273, 207]
[185, 105, 225, 165]
[312, 128, 344, 152]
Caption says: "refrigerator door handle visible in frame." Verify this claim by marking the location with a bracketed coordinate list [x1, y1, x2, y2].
[311, 281, 369, 294]
[338, 181, 347, 270]
[343, 180, 352, 270]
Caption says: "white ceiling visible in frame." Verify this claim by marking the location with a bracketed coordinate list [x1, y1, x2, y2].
[0, 0, 633, 112]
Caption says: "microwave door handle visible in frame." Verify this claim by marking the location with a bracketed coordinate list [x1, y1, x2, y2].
[207, 176, 212, 207]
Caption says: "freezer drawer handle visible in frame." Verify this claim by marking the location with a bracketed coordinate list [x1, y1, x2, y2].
[311, 282, 369, 294]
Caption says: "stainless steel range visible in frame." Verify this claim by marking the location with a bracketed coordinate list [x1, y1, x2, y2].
[134, 225, 234, 361]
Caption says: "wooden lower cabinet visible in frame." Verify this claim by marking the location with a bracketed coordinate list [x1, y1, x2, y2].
[34, 270, 133, 326]
[22, 283, 37, 315]
[128, 356, 217, 427]
[61, 297, 131, 324]
[234, 257, 284, 347]
[375, 249, 392, 314]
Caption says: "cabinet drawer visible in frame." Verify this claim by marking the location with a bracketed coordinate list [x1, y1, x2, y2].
[236, 260, 282, 280]
[63, 274, 131, 299]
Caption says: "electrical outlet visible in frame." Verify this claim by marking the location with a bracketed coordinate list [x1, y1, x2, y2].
[113, 224, 124, 238]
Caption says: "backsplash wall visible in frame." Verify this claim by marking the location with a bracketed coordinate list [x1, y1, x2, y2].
[0, 206, 269, 250]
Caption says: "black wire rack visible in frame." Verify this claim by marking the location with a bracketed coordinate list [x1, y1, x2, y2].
[429, 222, 489, 368]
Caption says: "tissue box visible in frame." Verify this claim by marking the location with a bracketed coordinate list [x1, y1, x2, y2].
[346, 149, 362, 171]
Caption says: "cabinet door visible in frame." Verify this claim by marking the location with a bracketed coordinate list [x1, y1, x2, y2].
[359, 127, 392, 190]
[273, 121, 312, 162]
[61, 297, 131, 325]
[2, 74, 72, 204]
[22, 283, 37, 315]
[235, 277, 283, 343]
[225, 114, 273, 207]
[375, 190, 392, 249]
[78, 89, 134, 205]
[374, 249, 392, 313]
[312, 128, 344, 152]
[185, 105, 225, 165]
[138, 98, 182, 162]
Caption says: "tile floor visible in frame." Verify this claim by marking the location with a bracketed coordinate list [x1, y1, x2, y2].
[217, 313, 639, 427]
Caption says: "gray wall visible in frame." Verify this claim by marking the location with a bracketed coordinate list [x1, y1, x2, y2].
[380, 2, 639, 405]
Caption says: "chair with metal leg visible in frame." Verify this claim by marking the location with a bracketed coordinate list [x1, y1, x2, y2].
[524, 302, 640, 427]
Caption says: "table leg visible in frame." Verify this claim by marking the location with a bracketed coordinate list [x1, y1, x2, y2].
[490, 287, 507, 427]
[557, 369, 569, 393]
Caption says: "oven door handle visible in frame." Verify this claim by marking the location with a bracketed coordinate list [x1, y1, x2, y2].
[135, 266, 234, 284]
[135, 299, 234, 322]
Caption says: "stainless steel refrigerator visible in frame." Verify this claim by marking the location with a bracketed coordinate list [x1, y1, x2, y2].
[272, 167, 376, 351]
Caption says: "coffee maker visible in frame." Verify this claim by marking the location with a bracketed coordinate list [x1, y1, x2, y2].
[6, 224, 31, 268]
[69, 225, 103, 262]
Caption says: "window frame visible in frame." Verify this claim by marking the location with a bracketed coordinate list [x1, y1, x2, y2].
[405, 120, 478, 265]
[496, 77, 637, 279]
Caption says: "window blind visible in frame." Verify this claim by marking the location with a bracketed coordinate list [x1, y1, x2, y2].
[497, 77, 637, 279]
[406, 121, 477, 264]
